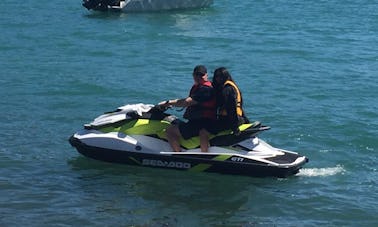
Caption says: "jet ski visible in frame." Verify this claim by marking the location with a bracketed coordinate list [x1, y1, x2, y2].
[69, 103, 308, 178]
[82, 0, 214, 12]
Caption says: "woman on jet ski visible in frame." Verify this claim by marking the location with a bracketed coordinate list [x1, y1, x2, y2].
[212, 67, 249, 135]
[159, 65, 217, 152]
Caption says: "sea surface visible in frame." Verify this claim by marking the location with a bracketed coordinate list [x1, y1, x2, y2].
[1, 0, 377, 226]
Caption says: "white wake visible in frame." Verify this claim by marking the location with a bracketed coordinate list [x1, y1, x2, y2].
[297, 166, 345, 177]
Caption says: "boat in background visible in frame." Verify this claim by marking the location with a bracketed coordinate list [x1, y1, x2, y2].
[82, 0, 214, 12]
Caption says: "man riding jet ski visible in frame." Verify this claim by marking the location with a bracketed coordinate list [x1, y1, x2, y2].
[69, 103, 308, 178]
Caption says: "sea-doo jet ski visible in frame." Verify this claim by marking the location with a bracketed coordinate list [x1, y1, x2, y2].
[69, 103, 308, 178]
[82, 0, 214, 12]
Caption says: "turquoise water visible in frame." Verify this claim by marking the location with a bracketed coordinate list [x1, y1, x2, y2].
[1, 0, 378, 226]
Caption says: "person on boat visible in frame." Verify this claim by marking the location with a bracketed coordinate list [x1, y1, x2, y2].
[212, 67, 249, 135]
[159, 65, 217, 152]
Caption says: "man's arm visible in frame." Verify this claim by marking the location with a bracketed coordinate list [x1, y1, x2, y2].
[159, 97, 198, 108]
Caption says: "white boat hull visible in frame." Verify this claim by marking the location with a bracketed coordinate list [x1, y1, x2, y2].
[120, 0, 213, 12]
[83, 0, 214, 12]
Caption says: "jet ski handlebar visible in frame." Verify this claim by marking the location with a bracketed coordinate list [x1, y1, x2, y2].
[151, 104, 170, 113]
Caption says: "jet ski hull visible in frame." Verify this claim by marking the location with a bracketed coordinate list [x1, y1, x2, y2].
[68, 104, 308, 178]
[69, 135, 308, 178]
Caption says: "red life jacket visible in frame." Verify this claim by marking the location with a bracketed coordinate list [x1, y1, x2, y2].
[183, 81, 217, 120]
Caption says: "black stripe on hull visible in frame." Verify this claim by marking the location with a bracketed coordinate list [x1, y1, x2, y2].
[69, 136, 307, 178]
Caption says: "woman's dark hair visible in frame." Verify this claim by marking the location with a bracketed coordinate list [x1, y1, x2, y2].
[212, 67, 234, 88]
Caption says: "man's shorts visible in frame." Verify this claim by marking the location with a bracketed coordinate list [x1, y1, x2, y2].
[178, 118, 218, 140]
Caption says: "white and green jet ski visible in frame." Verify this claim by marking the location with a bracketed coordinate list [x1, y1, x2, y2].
[69, 103, 308, 178]
[82, 0, 213, 12]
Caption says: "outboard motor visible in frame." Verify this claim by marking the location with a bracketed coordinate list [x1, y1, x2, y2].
[82, 0, 121, 11]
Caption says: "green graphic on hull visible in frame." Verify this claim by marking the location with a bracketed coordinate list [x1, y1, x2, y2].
[189, 164, 212, 172]
[129, 157, 142, 165]
[189, 155, 232, 172]
[212, 155, 232, 161]
[99, 119, 255, 150]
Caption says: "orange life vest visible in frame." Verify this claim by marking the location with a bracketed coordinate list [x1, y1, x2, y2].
[219, 80, 243, 117]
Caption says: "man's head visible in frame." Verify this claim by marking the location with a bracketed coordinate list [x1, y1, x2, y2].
[192, 65, 208, 83]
